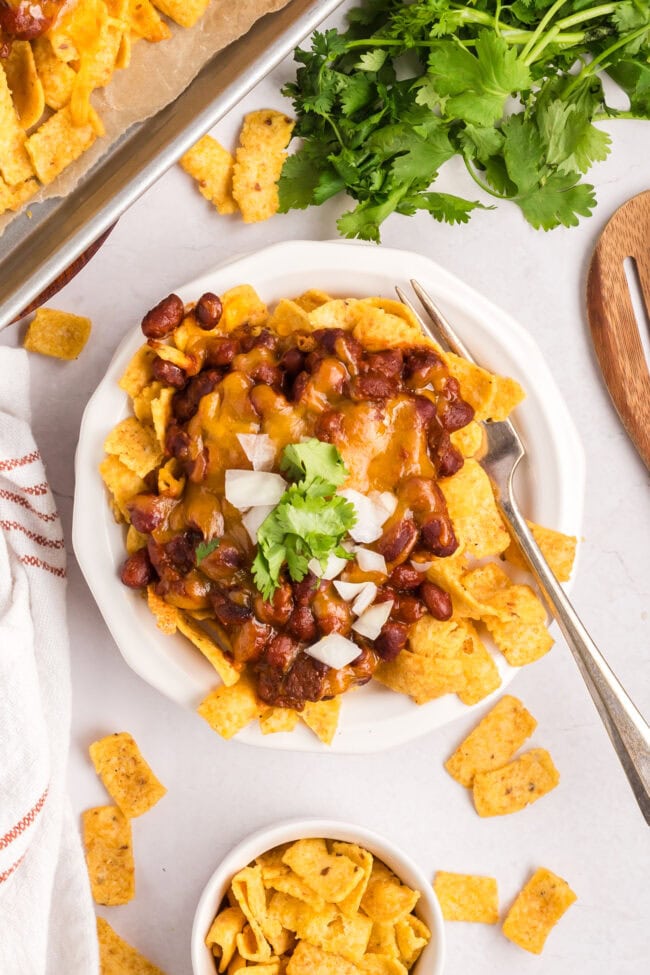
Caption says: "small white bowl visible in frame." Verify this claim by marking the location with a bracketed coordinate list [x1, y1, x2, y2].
[191, 818, 445, 975]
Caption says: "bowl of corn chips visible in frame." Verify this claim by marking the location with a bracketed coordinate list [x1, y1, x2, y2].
[191, 818, 445, 975]
[74, 240, 584, 753]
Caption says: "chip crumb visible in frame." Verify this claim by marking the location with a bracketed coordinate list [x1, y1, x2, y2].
[433, 871, 499, 923]
[23, 307, 91, 360]
[89, 731, 166, 818]
[502, 867, 576, 954]
[473, 747, 560, 817]
[181, 134, 237, 215]
[232, 110, 295, 223]
[97, 917, 166, 974]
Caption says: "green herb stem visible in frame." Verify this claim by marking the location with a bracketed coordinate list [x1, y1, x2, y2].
[520, 0, 571, 62]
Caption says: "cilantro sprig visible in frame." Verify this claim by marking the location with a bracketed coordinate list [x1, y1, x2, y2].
[251, 440, 357, 601]
[279, 0, 650, 239]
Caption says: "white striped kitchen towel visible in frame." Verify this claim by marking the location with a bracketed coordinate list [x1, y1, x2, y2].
[0, 348, 97, 975]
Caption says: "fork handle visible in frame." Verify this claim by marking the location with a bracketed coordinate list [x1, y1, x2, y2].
[502, 496, 650, 825]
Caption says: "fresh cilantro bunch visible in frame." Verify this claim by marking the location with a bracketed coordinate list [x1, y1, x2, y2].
[279, 0, 650, 239]
[252, 439, 357, 600]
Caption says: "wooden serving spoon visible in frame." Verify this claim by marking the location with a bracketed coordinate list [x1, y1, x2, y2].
[586, 191, 650, 470]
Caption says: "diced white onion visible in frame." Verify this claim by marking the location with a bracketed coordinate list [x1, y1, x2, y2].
[352, 600, 394, 640]
[225, 470, 287, 510]
[410, 559, 434, 573]
[242, 505, 275, 543]
[236, 433, 276, 471]
[305, 633, 361, 670]
[354, 547, 387, 576]
[352, 582, 377, 616]
[308, 553, 349, 581]
[338, 489, 386, 543]
[369, 490, 398, 520]
[333, 581, 368, 601]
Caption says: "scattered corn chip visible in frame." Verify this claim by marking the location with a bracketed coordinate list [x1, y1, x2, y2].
[220, 285, 268, 332]
[301, 697, 340, 745]
[151, 0, 210, 28]
[283, 839, 364, 905]
[502, 867, 576, 954]
[104, 416, 163, 478]
[440, 459, 509, 558]
[129, 0, 171, 41]
[32, 37, 76, 110]
[25, 105, 97, 184]
[119, 344, 156, 398]
[232, 110, 294, 222]
[445, 694, 537, 788]
[259, 707, 300, 735]
[433, 872, 499, 923]
[473, 748, 559, 817]
[176, 612, 240, 687]
[23, 307, 91, 359]
[82, 805, 134, 906]
[456, 625, 501, 706]
[505, 521, 577, 582]
[97, 917, 165, 974]
[332, 841, 373, 918]
[99, 455, 147, 522]
[0, 174, 36, 215]
[2, 41, 44, 129]
[89, 731, 166, 818]
[394, 915, 430, 968]
[0, 63, 33, 184]
[286, 941, 359, 975]
[206, 906, 246, 973]
[181, 134, 237, 215]
[483, 585, 553, 666]
[198, 674, 260, 740]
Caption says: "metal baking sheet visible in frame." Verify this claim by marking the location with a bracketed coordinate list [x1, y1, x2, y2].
[0, 0, 345, 331]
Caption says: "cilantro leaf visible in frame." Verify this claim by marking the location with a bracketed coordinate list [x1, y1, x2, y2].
[195, 538, 221, 563]
[251, 441, 356, 599]
[280, 438, 350, 488]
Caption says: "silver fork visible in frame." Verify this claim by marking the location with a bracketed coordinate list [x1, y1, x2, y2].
[397, 279, 650, 825]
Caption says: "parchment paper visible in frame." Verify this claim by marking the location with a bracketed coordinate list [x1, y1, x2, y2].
[0, 0, 292, 235]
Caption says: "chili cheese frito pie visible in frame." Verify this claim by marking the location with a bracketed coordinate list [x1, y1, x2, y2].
[100, 286, 577, 743]
[205, 839, 431, 972]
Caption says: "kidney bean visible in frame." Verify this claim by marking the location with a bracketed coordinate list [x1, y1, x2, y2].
[127, 494, 175, 534]
[231, 618, 273, 664]
[0, 3, 53, 40]
[420, 516, 459, 558]
[376, 518, 419, 564]
[348, 374, 400, 401]
[279, 347, 305, 378]
[120, 549, 155, 589]
[389, 564, 423, 590]
[165, 424, 191, 461]
[152, 356, 187, 389]
[412, 394, 437, 424]
[241, 329, 278, 353]
[164, 530, 201, 575]
[403, 347, 444, 386]
[263, 633, 301, 673]
[195, 292, 223, 330]
[173, 368, 223, 422]
[141, 293, 184, 339]
[291, 371, 310, 403]
[420, 580, 453, 621]
[210, 588, 252, 627]
[292, 572, 326, 606]
[205, 337, 238, 368]
[312, 588, 352, 637]
[287, 606, 318, 643]
[363, 349, 403, 379]
[251, 362, 283, 388]
[434, 437, 464, 478]
[390, 593, 426, 623]
[254, 582, 294, 626]
[439, 396, 475, 433]
[374, 622, 409, 662]
[199, 542, 240, 581]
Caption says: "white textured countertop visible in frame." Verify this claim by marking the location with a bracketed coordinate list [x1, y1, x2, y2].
[2, 13, 650, 973]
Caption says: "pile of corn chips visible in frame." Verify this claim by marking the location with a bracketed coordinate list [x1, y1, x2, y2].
[0, 0, 214, 216]
[207, 838, 431, 973]
[101, 285, 577, 746]
[181, 110, 295, 223]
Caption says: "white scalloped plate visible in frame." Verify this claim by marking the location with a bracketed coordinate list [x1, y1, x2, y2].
[73, 240, 584, 753]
